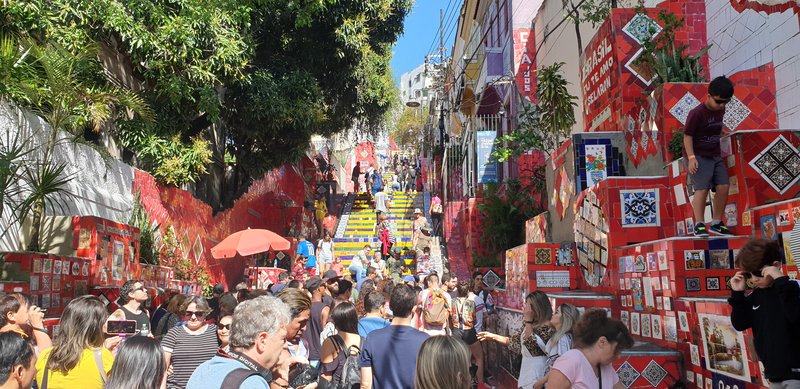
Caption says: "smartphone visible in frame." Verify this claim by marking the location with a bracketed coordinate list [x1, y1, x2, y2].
[288, 363, 318, 388]
[106, 320, 137, 335]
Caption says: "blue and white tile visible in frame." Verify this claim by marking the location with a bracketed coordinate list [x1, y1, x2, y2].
[620, 189, 660, 227]
[669, 92, 700, 125]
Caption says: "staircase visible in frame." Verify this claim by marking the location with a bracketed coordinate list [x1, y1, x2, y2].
[333, 190, 425, 272]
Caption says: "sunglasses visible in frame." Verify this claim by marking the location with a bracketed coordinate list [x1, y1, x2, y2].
[184, 311, 207, 318]
[218, 324, 231, 330]
[743, 269, 764, 279]
[713, 97, 730, 105]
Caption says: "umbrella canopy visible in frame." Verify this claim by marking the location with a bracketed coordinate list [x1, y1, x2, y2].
[211, 229, 291, 259]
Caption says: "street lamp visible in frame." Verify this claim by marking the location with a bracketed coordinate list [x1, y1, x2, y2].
[406, 100, 421, 108]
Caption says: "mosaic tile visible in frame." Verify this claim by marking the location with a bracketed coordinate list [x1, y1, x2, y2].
[722, 96, 751, 130]
[625, 48, 657, 85]
[641, 360, 668, 386]
[669, 92, 700, 126]
[686, 277, 701, 292]
[748, 135, 800, 194]
[483, 269, 501, 289]
[622, 13, 663, 44]
[706, 276, 721, 290]
[535, 248, 553, 265]
[620, 189, 660, 227]
[616, 361, 640, 388]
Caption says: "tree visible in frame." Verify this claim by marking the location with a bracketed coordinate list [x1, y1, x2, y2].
[493, 62, 577, 161]
[390, 106, 429, 152]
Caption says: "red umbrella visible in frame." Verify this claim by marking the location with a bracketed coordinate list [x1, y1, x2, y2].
[210, 228, 291, 259]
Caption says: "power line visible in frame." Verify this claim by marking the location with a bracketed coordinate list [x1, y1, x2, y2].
[423, 0, 457, 60]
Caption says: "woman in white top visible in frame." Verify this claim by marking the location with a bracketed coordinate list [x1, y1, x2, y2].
[533, 303, 580, 389]
[317, 230, 335, 275]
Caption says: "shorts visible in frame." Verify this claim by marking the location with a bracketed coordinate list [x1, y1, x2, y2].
[319, 255, 333, 265]
[451, 328, 478, 345]
[687, 155, 728, 191]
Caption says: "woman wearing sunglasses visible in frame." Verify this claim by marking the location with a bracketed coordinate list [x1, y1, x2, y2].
[162, 296, 218, 389]
[217, 315, 233, 353]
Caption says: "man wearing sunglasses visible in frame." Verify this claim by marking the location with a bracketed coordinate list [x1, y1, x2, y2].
[683, 75, 735, 236]
[111, 280, 151, 337]
[729, 239, 800, 388]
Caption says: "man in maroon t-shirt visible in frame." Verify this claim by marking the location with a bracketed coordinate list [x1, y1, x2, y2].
[683, 76, 735, 236]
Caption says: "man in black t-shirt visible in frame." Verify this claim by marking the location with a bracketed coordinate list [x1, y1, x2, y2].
[683, 76, 735, 236]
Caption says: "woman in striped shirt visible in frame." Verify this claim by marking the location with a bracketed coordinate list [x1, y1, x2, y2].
[162, 296, 219, 389]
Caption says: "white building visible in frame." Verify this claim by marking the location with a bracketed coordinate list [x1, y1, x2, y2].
[398, 62, 434, 106]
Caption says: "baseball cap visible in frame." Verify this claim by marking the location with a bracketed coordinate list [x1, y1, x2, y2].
[414, 208, 422, 214]
[304, 277, 324, 291]
[402, 275, 415, 283]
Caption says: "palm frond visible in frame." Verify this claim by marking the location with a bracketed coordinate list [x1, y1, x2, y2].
[18, 161, 75, 221]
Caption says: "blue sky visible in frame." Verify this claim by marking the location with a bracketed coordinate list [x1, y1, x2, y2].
[391, 0, 456, 83]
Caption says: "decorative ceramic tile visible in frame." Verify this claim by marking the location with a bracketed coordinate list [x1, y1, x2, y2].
[535, 270, 570, 288]
[725, 203, 738, 227]
[669, 92, 700, 125]
[585, 144, 608, 187]
[706, 276, 721, 290]
[686, 277, 701, 292]
[192, 236, 204, 264]
[651, 314, 662, 339]
[616, 361, 641, 388]
[664, 315, 677, 342]
[641, 360, 668, 387]
[630, 312, 641, 335]
[748, 135, 800, 194]
[535, 248, 553, 265]
[622, 13, 663, 44]
[620, 189, 660, 227]
[625, 48, 657, 85]
[722, 96, 751, 130]
[483, 269, 501, 289]
[641, 313, 651, 337]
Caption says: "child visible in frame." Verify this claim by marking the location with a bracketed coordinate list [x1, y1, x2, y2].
[683, 76, 735, 236]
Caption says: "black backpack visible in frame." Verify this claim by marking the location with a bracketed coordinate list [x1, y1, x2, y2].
[332, 335, 363, 389]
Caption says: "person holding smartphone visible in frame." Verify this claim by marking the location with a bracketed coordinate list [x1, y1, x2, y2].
[729, 238, 800, 388]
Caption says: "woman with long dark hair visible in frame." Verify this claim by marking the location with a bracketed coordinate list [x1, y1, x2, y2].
[106, 336, 166, 389]
[319, 302, 362, 387]
[35, 295, 116, 389]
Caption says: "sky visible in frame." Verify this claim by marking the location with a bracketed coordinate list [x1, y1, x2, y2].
[391, 0, 457, 84]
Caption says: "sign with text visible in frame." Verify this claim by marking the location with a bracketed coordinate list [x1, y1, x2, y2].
[581, 19, 619, 132]
[476, 130, 498, 183]
[513, 28, 536, 102]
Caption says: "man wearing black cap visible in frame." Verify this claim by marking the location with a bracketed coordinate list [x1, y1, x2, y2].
[208, 283, 225, 322]
[301, 276, 329, 368]
[321, 269, 340, 308]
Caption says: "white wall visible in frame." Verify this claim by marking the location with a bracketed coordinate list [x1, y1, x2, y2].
[0, 101, 135, 251]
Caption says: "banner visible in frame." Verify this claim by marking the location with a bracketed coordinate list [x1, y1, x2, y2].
[476, 130, 498, 183]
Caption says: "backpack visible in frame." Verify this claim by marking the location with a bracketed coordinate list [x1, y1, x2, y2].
[332, 335, 363, 389]
[422, 289, 450, 327]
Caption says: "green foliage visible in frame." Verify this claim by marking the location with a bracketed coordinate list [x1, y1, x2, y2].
[477, 180, 545, 259]
[633, 8, 710, 88]
[0, 131, 32, 221]
[493, 62, 577, 161]
[391, 106, 429, 151]
[20, 161, 75, 252]
[669, 130, 684, 161]
[2, 0, 411, 189]
[129, 193, 159, 265]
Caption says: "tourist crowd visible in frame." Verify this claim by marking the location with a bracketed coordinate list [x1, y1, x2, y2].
[0, 262, 640, 389]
